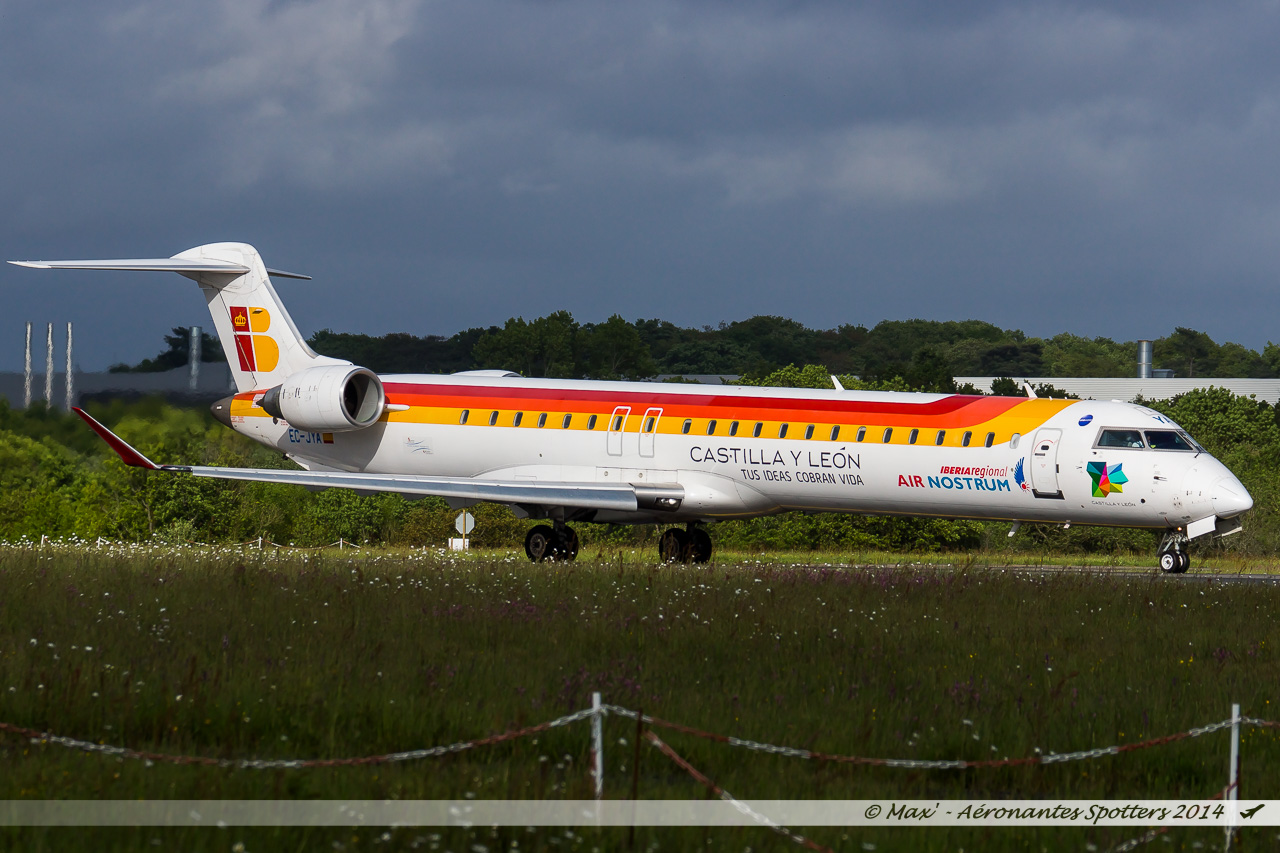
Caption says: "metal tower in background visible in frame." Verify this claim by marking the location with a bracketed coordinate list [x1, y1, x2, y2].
[44, 323, 53, 407]
[189, 325, 202, 391]
[65, 321, 74, 411]
[23, 322, 32, 407]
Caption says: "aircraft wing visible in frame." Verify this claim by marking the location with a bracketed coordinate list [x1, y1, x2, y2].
[74, 408, 679, 513]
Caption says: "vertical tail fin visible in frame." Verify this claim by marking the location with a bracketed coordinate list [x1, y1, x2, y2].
[176, 243, 346, 391]
[10, 242, 348, 392]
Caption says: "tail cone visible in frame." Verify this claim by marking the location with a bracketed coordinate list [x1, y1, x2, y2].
[210, 394, 235, 428]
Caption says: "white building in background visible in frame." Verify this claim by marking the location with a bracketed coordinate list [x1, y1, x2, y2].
[653, 373, 1280, 403]
[955, 377, 1280, 405]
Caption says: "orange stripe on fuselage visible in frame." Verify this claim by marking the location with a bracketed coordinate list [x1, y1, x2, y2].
[381, 384, 1029, 426]
[229, 382, 1076, 448]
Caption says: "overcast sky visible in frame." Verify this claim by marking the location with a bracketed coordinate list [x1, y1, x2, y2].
[4, 0, 1280, 371]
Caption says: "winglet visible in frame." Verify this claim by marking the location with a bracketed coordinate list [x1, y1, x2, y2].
[72, 408, 160, 469]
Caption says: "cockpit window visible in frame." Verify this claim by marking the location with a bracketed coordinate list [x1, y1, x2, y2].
[1145, 430, 1195, 451]
[1096, 429, 1145, 449]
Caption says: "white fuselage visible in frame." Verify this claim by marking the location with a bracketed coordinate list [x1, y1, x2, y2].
[226, 374, 1252, 531]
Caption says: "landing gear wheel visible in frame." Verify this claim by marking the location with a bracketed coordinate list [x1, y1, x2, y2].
[1159, 549, 1189, 574]
[689, 528, 713, 564]
[1157, 529, 1191, 575]
[556, 527, 580, 562]
[525, 525, 579, 562]
[525, 525, 557, 563]
[659, 528, 690, 563]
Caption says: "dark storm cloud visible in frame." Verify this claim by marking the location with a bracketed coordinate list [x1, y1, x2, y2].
[4, 0, 1280, 370]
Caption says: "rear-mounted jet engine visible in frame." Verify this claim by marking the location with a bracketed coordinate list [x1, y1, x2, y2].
[258, 365, 385, 432]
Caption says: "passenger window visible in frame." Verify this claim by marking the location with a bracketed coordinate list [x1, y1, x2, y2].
[587, 414, 597, 430]
[644, 416, 655, 433]
[962, 431, 972, 447]
[562, 414, 572, 429]
[908, 428, 918, 445]
[729, 421, 739, 436]
[514, 412, 523, 427]
[612, 415, 624, 431]
[830, 425, 840, 441]
[707, 420, 717, 435]
[778, 424, 789, 438]
[883, 427, 893, 443]
[985, 432, 995, 448]
[459, 409, 469, 425]
[804, 424, 815, 440]
[682, 419, 692, 435]
[753, 422, 763, 438]
[856, 426, 866, 442]
[1010, 432, 1021, 449]
[538, 413, 548, 428]
[935, 430, 945, 446]
[1097, 429, 1145, 449]
[488, 411, 499, 426]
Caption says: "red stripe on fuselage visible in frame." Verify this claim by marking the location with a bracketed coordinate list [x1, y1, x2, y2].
[380, 382, 1024, 427]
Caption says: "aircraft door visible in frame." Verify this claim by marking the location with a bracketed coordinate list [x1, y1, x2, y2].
[639, 407, 662, 458]
[607, 406, 630, 456]
[1030, 428, 1064, 499]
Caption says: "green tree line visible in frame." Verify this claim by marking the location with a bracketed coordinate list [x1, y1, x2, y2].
[298, 317, 1280, 383]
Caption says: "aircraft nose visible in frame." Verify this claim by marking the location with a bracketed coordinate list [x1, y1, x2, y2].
[1211, 475, 1253, 518]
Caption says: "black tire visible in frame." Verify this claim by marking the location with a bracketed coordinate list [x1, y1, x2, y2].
[525, 525, 557, 562]
[659, 528, 690, 563]
[1176, 551, 1191, 574]
[557, 527, 580, 562]
[1159, 550, 1183, 574]
[689, 528, 713, 564]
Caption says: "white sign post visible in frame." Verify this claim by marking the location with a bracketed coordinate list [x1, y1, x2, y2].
[450, 511, 476, 551]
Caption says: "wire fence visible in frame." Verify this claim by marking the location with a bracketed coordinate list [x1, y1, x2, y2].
[0, 697, 1268, 848]
[5, 702, 1267, 775]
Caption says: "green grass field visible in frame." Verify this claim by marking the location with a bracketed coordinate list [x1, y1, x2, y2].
[1, 542, 1277, 851]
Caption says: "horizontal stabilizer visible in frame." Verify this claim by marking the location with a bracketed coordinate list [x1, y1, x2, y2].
[264, 267, 312, 280]
[9, 258, 250, 274]
[9, 258, 310, 279]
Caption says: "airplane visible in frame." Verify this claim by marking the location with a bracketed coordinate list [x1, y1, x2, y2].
[10, 242, 1254, 572]
[1239, 804, 1263, 819]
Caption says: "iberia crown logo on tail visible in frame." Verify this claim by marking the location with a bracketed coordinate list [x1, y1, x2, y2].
[229, 306, 278, 372]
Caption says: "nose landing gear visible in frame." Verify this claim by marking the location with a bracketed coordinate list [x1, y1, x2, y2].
[1157, 530, 1190, 574]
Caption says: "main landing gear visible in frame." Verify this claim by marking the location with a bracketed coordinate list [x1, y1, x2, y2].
[524, 524, 579, 563]
[658, 524, 712, 564]
[1157, 530, 1190, 574]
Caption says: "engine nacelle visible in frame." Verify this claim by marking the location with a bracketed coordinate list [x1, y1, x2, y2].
[259, 365, 385, 432]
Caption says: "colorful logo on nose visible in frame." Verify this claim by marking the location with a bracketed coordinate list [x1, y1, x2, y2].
[229, 306, 279, 372]
[1087, 461, 1128, 497]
